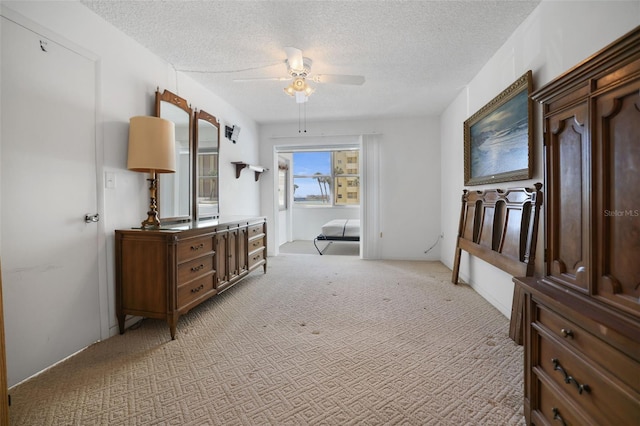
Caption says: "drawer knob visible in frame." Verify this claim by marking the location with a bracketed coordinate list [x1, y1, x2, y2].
[560, 328, 573, 338]
[191, 243, 205, 251]
[552, 408, 567, 426]
[191, 264, 204, 272]
[552, 358, 591, 395]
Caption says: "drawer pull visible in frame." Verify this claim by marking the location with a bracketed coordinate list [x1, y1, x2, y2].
[552, 358, 591, 395]
[191, 264, 204, 272]
[190, 284, 204, 294]
[552, 408, 567, 426]
[560, 328, 573, 338]
[190, 243, 205, 251]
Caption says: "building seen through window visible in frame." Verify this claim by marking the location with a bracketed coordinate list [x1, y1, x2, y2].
[293, 150, 359, 206]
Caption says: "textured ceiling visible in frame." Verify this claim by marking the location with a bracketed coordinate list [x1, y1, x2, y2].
[82, 0, 540, 124]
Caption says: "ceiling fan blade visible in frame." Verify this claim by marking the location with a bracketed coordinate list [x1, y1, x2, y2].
[284, 46, 305, 72]
[233, 77, 291, 82]
[312, 74, 365, 85]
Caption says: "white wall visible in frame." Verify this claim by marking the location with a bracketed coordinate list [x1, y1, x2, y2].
[0, 1, 260, 386]
[259, 117, 442, 260]
[439, 0, 640, 316]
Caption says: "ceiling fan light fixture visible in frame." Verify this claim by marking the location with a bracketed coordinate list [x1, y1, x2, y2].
[292, 77, 306, 91]
[284, 77, 314, 102]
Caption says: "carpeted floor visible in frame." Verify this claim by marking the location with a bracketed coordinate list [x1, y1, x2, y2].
[9, 254, 524, 425]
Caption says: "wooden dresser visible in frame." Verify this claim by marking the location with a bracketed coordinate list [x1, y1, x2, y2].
[514, 27, 639, 425]
[115, 216, 266, 339]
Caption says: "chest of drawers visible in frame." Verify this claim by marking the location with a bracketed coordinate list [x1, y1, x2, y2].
[115, 217, 266, 339]
[518, 278, 639, 425]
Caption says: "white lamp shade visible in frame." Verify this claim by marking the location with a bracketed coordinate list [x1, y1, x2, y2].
[127, 116, 176, 173]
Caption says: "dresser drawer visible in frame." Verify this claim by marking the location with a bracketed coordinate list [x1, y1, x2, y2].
[536, 378, 592, 426]
[177, 274, 214, 307]
[177, 256, 214, 285]
[248, 248, 264, 269]
[177, 235, 214, 262]
[248, 223, 265, 238]
[535, 304, 639, 391]
[537, 333, 640, 425]
[248, 236, 264, 252]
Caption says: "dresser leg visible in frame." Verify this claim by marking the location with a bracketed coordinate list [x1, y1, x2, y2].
[117, 313, 125, 334]
[169, 318, 177, 340]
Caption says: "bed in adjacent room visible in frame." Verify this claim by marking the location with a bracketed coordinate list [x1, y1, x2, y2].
[313, 219, 360, 255]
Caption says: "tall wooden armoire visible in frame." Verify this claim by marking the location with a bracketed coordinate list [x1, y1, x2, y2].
[514, 27, 639, 425]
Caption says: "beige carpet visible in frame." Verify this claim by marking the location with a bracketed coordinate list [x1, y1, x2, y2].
[9, 254, 524, 425]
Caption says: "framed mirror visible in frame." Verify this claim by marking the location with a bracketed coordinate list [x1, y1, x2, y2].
[155, 89, 193, 223]
[194, 110, 220, 220]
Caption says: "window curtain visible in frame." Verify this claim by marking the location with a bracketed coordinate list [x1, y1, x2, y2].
[360, 134, 381, 259]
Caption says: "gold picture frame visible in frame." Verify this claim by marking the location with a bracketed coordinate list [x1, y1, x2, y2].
[464, 70, 533, 186]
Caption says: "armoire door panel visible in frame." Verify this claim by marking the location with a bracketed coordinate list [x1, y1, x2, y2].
[546, 105, 589, 291]
[594, 78, 640, 315]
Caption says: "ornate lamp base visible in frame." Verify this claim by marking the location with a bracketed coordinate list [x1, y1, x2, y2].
[140, 175, 161, 229]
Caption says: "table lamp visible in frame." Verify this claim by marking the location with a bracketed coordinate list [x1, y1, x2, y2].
[127, 116, 176, 228]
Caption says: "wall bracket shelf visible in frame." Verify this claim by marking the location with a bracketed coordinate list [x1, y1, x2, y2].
[232, 162, 268, 181]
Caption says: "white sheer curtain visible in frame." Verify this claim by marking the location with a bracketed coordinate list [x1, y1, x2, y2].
[360, 134, 381, 259]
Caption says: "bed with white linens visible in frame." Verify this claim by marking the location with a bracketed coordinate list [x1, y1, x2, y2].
[313, 219, 360, 255]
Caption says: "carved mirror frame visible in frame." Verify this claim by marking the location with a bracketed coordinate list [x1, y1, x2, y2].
[155, 89, 193, 223]
[193, 109, 220, 221]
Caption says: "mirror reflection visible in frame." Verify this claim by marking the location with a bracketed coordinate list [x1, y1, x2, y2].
[195, 110, 220, 220]
[156, 89, 192, 222]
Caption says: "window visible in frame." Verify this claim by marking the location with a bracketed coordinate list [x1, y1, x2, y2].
[293, 150, 359, 206]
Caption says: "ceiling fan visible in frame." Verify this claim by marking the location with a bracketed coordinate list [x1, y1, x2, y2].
[234, 47, 365, 103]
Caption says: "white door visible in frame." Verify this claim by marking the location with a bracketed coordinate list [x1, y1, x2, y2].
[1, 16, 101, 386]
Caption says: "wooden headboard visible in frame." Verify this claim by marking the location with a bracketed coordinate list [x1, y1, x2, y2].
[451, 183, 542, 284]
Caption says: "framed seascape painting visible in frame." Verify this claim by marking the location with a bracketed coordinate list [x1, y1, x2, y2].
[464, 70, 533, 185]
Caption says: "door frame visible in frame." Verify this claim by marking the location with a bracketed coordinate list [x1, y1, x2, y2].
[271, 134, 381, 259]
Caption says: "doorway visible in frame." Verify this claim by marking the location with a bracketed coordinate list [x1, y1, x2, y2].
[274, 141, 364, 258]
[1, 15, 104, 386]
